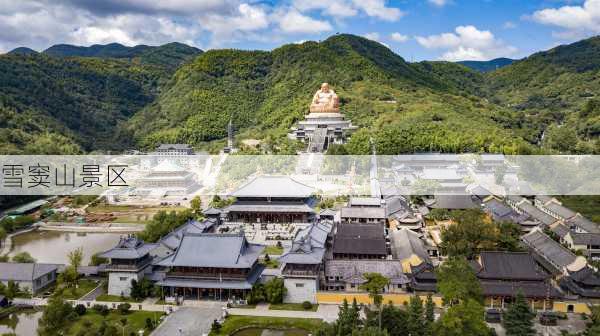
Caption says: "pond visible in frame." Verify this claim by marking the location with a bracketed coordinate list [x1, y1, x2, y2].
[232, 328, 311, 336]
[9, 230, 123, 264]
[0, 309, 42, 335]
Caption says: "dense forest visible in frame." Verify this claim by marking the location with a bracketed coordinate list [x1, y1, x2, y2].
[0, 34, 599, 155]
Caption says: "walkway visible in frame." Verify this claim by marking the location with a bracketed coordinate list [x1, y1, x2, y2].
[152, 305, 223, 336]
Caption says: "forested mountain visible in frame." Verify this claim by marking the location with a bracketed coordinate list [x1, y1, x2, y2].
[0, 42, 201, 153]
[7, 47, 38, 55]
[129, 34, 533, 154]
[486, 36, 600, 153]
[458, 58, 515, 72]
[42, 42, 202, 70]
[0, 34, 598, 155]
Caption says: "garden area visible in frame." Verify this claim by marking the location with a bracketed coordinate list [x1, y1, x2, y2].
[269, 302, 318, 312]
[37, 297, 163, 336]
[59, 279, 99, 300]
[209, 315, 322, 336]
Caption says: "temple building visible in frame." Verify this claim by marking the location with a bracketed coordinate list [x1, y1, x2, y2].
[134, 160, 199, 198]
[289, 83, 357, 152]
[223, 176, 317, 224]
[332, 224, 388, 259]
[278, 220, 334, 303]
[155, 232, 265, 300]
[99, 237, 158, 296]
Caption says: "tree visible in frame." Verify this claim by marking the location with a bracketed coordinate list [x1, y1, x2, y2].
[190, 196, 202, 214]
[89, 253, 108, 266]
[59, 265, 79, 289]
[407, 296, 425, 336]
[436, 257, 482, 305]
[360, 273, 390, 331]
[38, 295, 76, 336]
[434, 299, 491, 336]
[264, 277, 287, 304]
[12, 251, 36, 263]
[337, 298, 361, 336]
[440, 209, 496, 259]
[503, 292, 535, 336]
[130, 278, 154, 300]
[5, 281, 19, 300]
[378, 304, 408, 336]
[68, 247, 83, 274]
[496, 221, 522, 252]
[117, 303, 131, 314]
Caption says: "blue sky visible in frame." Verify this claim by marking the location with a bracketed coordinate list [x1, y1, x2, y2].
[1, 0, 599, 61]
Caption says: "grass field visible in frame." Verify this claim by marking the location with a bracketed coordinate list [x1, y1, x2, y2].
[210, 315, 323, 336]
[269, 303, 319, 312]
[263, 245, 284, 255]
[60, 279, 100, 300]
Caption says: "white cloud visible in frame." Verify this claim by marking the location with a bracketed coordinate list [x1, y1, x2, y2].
[276, 9, 333, 34]
[292, 0, 358, 18]
[531, 0, 600, 38]
[293, 0, 403, 22]
[415, 25, 517, 61]
[503, 21, 517, 29]
[390, 32, 409, 42]
[428, 0, 449, 7]
[352, 0, 404, 21]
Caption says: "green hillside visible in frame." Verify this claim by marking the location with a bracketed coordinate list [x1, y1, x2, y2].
[129, 34, 534, 154]
[458, 58, 515, 72]
[1, 34, 599, 155]
[485, 36, 600, 153]
[43, 42, 202, 69]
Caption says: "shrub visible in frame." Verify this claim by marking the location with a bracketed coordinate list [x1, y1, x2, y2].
[145, 317, 155, 331]
[74, 304, 87, 316]
[302, 301, 313, 310]
[211, 319, 221, 333]
[118, 303, 131, 314]
[92, 304, 109, 316]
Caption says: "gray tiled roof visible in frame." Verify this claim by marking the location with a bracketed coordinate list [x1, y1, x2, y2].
[0, 262, 59, 281]
[157, 144, 192, 150]
[517, 201, 557, 226]
[429, 195, 477, 209]
[159, 218, 217, 250]
[551, 224, 570, 239]
[569, 232, 600, 246]
[99, 237, 158, 259]
[340, 207, 386, 219]
[157, 232, 264, 268]
[389, 228, 430, 264]
[231, 176, 314, 198]
[480, 281, 562, 299]
[544, 202, 577, 219]
[567, 215, 600, 234]
[326, 259, 409, 285]
[225, 203, 315, 213]
[279, 221, 333, 265]
[475, 251, 548, 281]
[333, 224, 387, 256]
[349, 197, 382, 207]
[522, 229, 577, 269]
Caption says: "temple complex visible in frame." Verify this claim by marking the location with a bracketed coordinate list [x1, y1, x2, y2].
[289, 83, 357, 152]
[223, 176, 317, 224]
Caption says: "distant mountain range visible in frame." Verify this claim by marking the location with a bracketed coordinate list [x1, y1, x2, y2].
[458, 58, 516, 72]
[1, 35, 598, 155]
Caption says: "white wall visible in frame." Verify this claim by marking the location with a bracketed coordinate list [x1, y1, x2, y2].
[284, 277, 317, 303]
[108, 272, 142, 297]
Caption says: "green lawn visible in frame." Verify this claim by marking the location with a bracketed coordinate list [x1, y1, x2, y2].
[60, 279, 100, 300]
[269, 303, 318, 312]
[211, 315, 323, 336]
[263, 245, 284, 255]
[95, 294, 142, 303]
[65, 310, 163, 336]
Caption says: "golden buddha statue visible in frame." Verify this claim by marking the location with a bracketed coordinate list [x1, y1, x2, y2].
[309, 83, 339, 113]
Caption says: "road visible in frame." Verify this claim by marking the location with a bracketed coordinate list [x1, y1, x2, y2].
[151, 305, 223, 336]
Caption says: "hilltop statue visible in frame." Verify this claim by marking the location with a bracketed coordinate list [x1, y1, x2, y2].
[309, 83, 339, 113]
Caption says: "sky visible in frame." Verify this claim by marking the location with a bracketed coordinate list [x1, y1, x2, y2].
[1, 0, 599, 61]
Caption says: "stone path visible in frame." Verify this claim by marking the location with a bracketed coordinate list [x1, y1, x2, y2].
[151, 305, 223, 336]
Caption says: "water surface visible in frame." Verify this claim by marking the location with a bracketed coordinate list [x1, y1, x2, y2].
[9, 230, 123, 264]
[0, 309, 42, 336]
